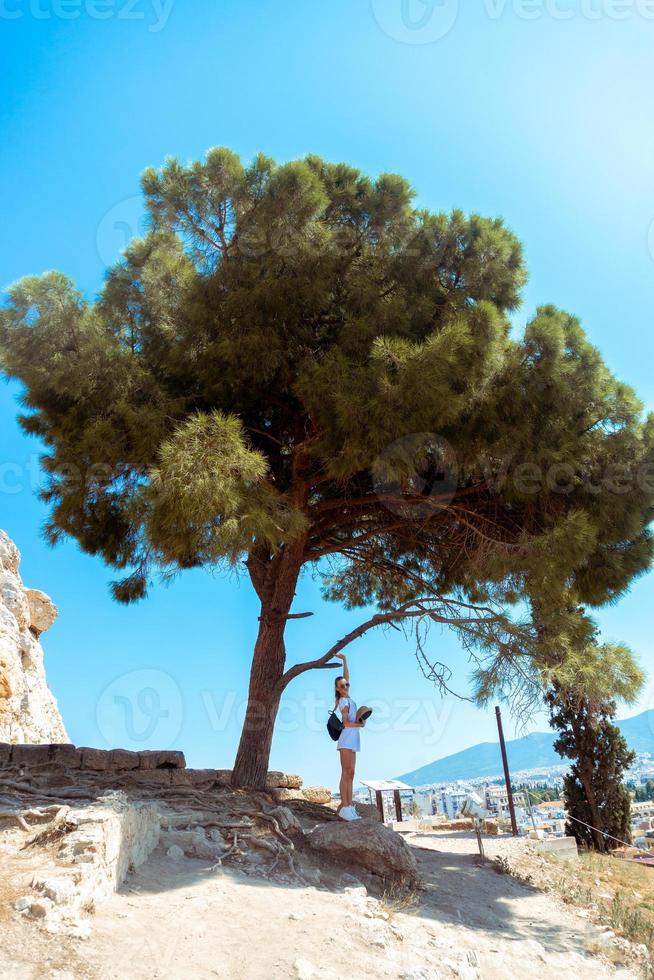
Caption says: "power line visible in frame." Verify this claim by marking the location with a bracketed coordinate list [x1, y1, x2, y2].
[522, 786, 634, 851]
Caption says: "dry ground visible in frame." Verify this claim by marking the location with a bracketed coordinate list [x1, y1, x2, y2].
[2, 823, 646, 979]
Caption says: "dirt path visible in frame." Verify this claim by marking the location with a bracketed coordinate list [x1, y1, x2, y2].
[406, 830, 636, 977]
[7, 830, 630, 980]
[2, 828, 639, 979]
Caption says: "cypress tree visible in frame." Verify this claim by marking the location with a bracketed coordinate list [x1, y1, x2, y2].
[547, 675, 638, 852]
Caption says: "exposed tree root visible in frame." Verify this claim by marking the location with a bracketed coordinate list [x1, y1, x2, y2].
[0, 778, 310, 886]
[0, 810, 30, 831]
[252, 810, 294, 849]
[0, 780, 92, 800]
[22, 806, 72, 849]
[210, 831, 243, 871]
[0, 803, 72, 837]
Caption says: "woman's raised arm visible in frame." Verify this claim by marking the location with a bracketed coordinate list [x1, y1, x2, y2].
[336, 651, 349, 683]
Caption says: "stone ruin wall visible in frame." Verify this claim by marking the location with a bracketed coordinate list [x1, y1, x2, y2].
[0, 529, 68, 744]
[0, 741, 332, 802]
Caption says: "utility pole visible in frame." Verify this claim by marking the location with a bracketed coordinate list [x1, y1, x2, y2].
[495, 705, 519, 836]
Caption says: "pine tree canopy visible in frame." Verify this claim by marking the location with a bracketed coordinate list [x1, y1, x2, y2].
[1, 147, 653, 716]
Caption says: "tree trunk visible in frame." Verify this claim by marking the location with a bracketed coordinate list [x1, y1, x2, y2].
[580, 766, 606, 852]
[570, 710, 607, 853]
[231, 543, 303, 789]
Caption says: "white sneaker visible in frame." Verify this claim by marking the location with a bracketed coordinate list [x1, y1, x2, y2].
[339, 806, 362, 821]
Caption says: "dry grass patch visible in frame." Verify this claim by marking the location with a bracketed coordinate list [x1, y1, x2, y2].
[379, 880, 421, 920]
[538, 848, 654, 962]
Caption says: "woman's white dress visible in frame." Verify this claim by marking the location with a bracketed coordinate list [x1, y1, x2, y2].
[336, 696, 360, 752]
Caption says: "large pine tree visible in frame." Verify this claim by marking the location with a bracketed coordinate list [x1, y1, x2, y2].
[1, 148, 653, 786]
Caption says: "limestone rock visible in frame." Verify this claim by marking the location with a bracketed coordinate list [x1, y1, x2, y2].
[80, 747, 110, 771]
[171, 767, 229, 786]
[50, 743, 82, 768]
[265, 771, 303, 790]
[294, 959, 315, 980]
[107, 748, 140, 770]
[33, 876, 77, 906]
[12, 743, 51, 766]
[305, 820, 418, 885]
[24, 588, 58, 634]
[13, 895, 34, 912]
[270, 787, 305, 803]
[0, 531, 20, 575]
[301, 867, 321, 885]
[0, 570, 31, 631]
[0, 530, 68, 744]
[29, 898, 54, 918]
[302, 786, 332, 805]
[267, 805, 302, 833]
[159, 828, 225, 860]
[354, 802, 382, 822]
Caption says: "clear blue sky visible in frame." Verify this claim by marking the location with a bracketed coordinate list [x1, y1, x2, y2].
[1, 1, 654, 788]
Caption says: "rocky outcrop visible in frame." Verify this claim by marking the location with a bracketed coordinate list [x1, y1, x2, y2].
[300, 786, 332, 805]
[265, 771, 303, 790]
[305, 819, 418, 886]
[0, 530, 68, 744]
[352, 801, 382, 822]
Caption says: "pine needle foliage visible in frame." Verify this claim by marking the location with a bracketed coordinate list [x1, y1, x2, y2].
[1, 147, 652, 717]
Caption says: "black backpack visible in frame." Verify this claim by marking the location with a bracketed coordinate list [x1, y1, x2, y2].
[327, 705, 344, 741]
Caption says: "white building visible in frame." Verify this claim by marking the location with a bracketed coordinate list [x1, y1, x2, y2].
[440, 789, 471, 819]
[484, 784, 526, 818]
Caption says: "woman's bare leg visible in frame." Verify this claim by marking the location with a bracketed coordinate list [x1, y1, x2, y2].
[338, 749, 349, 808]
[348, 751, 356, 809]
[339, 749, 355, 808]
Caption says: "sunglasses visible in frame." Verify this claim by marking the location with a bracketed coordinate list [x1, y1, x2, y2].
[339, 682, 350, 687]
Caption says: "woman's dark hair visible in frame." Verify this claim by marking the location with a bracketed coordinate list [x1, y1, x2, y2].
[334, 675, 346, 708]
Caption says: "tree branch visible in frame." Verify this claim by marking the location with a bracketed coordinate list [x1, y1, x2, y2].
[276, 596, 503, 692]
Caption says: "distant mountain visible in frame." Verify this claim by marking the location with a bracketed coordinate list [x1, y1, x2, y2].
[616, 711, 654, 754]
[397, 709, 654, 786]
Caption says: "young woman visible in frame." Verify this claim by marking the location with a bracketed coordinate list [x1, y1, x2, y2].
[333, 652, 367, 821]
